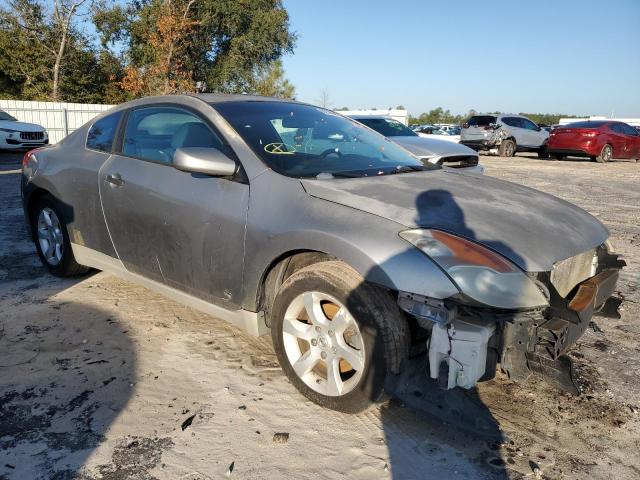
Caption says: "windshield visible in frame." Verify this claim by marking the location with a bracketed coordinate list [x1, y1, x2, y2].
[354, 117, 417, 137]
[0, 110, 17, 121]
[214, 101, 435, 178]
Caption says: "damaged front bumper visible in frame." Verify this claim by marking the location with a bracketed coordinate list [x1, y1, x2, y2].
[399, 246, 626, 392]
[502, 256, 624, 392]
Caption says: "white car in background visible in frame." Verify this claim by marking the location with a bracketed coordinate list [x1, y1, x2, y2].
[349, 116, 483, 173]
[414, 125, 461, 143]
[0, 110, 49, 150]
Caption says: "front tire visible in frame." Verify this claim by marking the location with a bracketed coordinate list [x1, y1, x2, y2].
[595, 144, 613, 163]
[499, 139, 516, 157]
[31, 196, 89, 277]
[270, 261, 409, 413]
[551, 153, 565, 160]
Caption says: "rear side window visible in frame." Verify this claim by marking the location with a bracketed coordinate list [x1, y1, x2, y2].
[121, 106, 223, 164]
[86, 111, 123, 153]
[467, 116, 496, 127]
[609, 123, 624, 134]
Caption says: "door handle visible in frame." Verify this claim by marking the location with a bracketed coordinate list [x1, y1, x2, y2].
[105, 173, 125, 187]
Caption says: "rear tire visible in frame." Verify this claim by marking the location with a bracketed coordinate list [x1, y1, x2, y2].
[499, 139, 516, 157]
[270, 261, 409, 413]
[30, 195, 89, 277]
[595, 144, 612, 163]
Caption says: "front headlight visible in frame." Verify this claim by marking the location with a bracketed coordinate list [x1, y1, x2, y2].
[400, 229, 548, 309]
[0, 128, 18, 133]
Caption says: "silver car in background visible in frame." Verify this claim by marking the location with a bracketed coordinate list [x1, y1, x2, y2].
[22, 95, 623, 413]
[349, 116, 483, 173]
[460, 114, 549, 158]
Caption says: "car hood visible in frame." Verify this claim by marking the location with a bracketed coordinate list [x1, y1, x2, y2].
[392, 136, 475, 157]
[301, 170, 608, 272]
[0, 120, 46, 132]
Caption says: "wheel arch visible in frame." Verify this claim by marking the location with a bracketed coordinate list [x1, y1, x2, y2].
[24, 187, 52, 220]
[255, 250, 338, 326]
[246, 231, 460, 320]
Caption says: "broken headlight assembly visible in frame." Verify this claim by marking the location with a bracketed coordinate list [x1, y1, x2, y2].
[399, 229, 548, 309]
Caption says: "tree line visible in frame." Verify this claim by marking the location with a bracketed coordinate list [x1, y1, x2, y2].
[408, 107, 580, 126]
[0, 0, 297, 104]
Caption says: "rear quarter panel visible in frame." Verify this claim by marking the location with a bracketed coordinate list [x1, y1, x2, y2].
[24, 127, 116, 257]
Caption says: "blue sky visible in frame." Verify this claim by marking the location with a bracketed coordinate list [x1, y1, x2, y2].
[281, 0, 640, 116]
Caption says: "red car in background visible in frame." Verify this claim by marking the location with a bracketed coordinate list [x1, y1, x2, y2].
[548, 120, 640, 163]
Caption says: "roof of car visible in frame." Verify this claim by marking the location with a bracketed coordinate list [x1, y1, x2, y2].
[193, 93, 302, 104]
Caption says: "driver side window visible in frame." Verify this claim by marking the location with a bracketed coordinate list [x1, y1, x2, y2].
[122, 107, 223, 164]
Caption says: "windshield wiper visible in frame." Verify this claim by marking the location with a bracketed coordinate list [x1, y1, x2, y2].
[323, 171, 364, 178]
[385, 165, 426, 175]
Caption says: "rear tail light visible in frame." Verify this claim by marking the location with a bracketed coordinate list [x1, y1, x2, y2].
[22, 147, 44, 170]
[462, 123, 469, 128]
[579, 130, 598, 137]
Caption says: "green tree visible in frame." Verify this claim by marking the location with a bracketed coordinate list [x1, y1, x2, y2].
[253, 59, 295, 99]
[94, 0, 296, 96]
[518, 112, 580, 125]
[0, 0, 125, 102]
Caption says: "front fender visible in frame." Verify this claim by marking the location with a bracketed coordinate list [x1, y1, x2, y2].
[241, 172, 459, 310]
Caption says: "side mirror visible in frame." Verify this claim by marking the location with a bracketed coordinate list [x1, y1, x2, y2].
[173, 147, 237, 176]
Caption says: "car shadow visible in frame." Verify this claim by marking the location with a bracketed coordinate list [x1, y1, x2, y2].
[0, 299, 137, 479]
[345, 188, 534, 478]
[0, 166, 137, 479]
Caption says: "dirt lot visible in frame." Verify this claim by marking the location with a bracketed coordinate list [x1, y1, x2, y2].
[1, 151, 639, 480]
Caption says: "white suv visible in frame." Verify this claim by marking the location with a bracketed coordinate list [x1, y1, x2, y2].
[460, 114, 549, 158]
[0, 110, 49, 150]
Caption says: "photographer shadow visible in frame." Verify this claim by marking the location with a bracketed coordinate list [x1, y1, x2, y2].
[351, 188, 530, 478]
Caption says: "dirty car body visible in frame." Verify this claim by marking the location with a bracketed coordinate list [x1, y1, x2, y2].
[22, 95, 624, 410]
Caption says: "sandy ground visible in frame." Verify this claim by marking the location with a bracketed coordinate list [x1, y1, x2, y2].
[1, 151, 639, 480]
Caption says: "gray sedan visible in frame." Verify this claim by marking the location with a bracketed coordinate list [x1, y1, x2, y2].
[22, 95, 624, 413]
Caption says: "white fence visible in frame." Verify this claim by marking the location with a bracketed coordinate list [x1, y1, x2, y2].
[0, 99, 114, 143]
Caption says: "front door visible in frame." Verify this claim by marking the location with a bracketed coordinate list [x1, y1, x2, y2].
[99, 105, 249, 307]
[620, 123, 640, 159]
[608, 124, 628, 158]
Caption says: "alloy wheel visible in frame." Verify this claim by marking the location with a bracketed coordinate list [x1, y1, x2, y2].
[282, 291, 365, 396]
[37, 207, 64, 266]
[505, 142, 515, 156]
